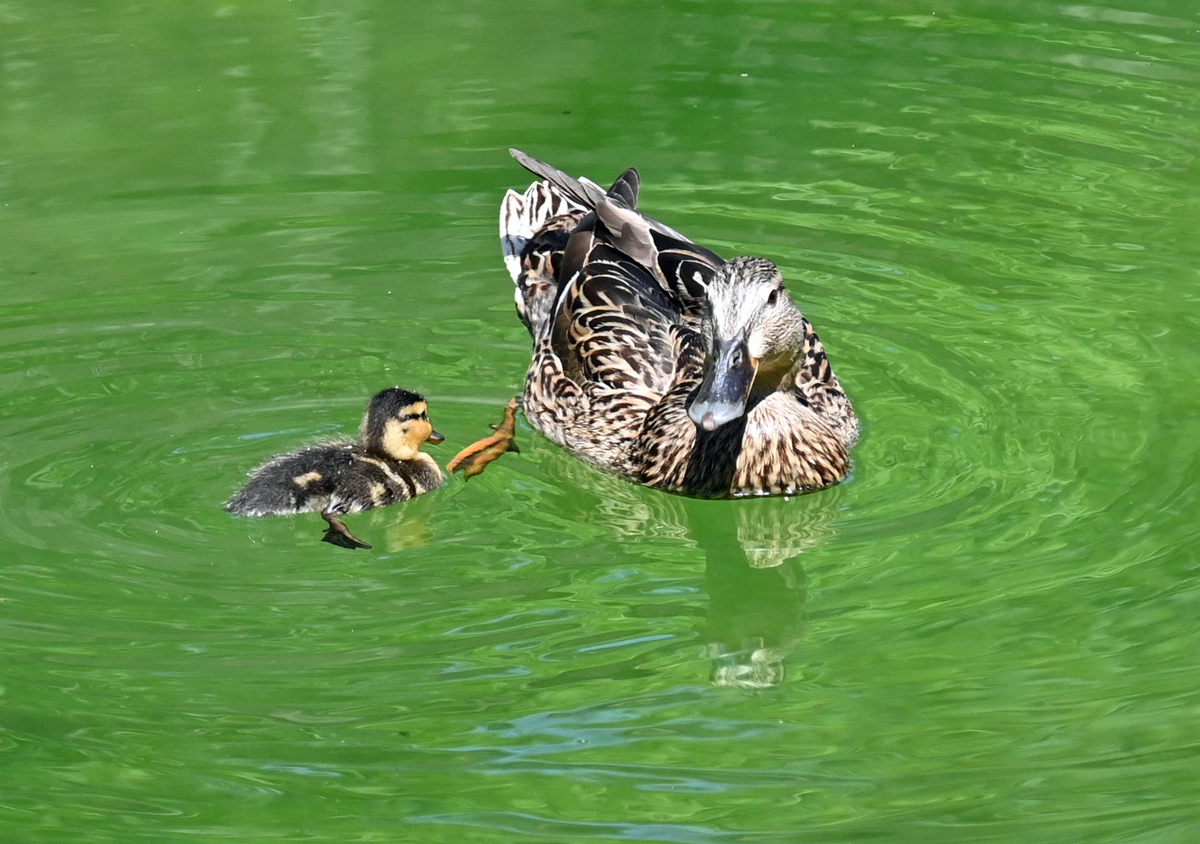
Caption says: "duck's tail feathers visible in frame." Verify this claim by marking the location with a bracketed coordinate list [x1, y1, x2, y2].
[509, 148, 609, 211]
[500, 180, 587, 283]
[510, 149, 694, 259]
[607, 166, 640, 209]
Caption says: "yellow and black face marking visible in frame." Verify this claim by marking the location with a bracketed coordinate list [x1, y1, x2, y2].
[381, 401, 444, 461]
[363, 388, 444, 461]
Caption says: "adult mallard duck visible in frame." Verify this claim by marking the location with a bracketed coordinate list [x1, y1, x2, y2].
[227, 387, 444, 548]
[470, 149, 859, 498]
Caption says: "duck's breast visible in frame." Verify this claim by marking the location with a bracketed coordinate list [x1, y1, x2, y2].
[732, 393, 850, 496]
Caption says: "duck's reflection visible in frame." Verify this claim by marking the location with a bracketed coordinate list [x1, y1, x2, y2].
[686, 498, 822, 687]
[534, 445, 842, 687]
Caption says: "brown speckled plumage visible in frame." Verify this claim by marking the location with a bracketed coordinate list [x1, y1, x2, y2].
[500, 150, 859, 498]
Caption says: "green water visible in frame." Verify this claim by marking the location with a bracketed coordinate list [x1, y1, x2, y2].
[4, 1, 1200, 841]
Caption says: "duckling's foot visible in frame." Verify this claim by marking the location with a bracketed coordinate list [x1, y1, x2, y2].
[447, 397, 521, 481]
[321, 513, 372, 550]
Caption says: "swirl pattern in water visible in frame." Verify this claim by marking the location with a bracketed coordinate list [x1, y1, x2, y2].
[2, 2, 1199, 841]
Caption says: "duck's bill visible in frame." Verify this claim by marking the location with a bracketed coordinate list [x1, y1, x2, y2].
[427, 429, 446, 445]
[687, 339, 757, 432]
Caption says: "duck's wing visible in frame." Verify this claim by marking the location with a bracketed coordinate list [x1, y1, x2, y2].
[511, 148, 694, 245]
[511, 148, 623, 210]
[510, 150, 724, 325]
[555, 213, 722, 331]
[551, 242, 700, 400]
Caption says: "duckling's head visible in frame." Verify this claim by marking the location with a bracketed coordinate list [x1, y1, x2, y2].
[688, 256, 807, 432]
[362, 387, 445, 461]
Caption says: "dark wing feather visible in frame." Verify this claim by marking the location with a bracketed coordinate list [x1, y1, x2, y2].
[607, 167, 640, 208]
[651, 232, 722, 322]
[552, 243, 688, 399]
[510, 149, 708, 270]
[510, 148, 608, 208]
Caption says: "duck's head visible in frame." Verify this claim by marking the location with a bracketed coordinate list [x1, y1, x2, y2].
[363, 387, 445, 460]
[688, 256, 807, 432]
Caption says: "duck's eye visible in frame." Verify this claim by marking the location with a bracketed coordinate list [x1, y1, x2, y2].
[766, 288, 780, 307]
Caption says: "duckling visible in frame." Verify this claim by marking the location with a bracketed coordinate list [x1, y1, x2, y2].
[226, 387, 444, 549]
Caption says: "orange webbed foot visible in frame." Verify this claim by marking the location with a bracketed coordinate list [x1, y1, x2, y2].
[447, 397, 521, 480]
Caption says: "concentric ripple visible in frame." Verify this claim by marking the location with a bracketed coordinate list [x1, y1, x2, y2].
[4, 2, 1200, 841]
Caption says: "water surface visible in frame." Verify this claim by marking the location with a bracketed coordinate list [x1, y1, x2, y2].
[3, 2, 1200, 841]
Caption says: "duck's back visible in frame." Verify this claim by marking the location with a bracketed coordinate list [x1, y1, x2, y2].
[502, 164, 721, 475]
[524, 240, 707, 475]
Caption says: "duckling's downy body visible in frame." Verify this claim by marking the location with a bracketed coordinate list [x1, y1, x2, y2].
[499, 150, 859, 498]
[227, 387, 444, 549]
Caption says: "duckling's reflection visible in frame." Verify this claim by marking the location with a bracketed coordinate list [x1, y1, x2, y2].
[371, 492, 438, 551]
[535, 444, 842, 687]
